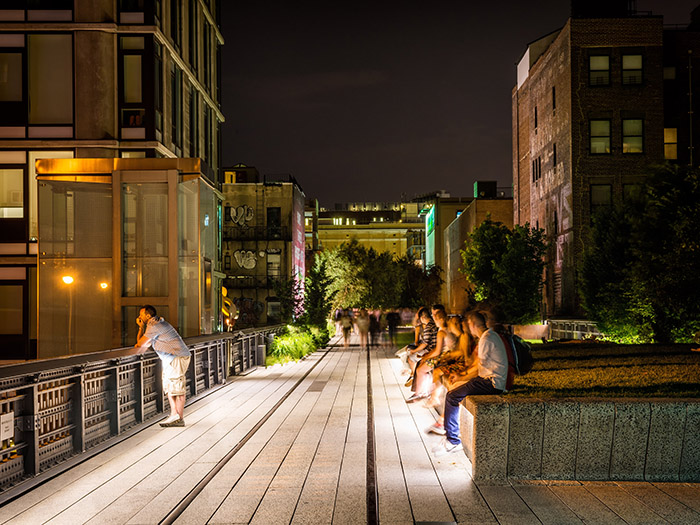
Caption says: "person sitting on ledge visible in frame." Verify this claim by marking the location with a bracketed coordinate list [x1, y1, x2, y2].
[433, 310, 511, 456]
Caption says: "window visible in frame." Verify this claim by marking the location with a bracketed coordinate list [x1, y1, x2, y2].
[553, 143, 557, 169]
[0, 53, 22, 101]
[623, 184, 641, 201]
[28, 34, 73, 124]
[622, 54, 643, 85]
[589, 55, 610, 86]
[0, 169, 23, 218]
[170, 0, 181, 49]
[267, 207, 281, 238]
[188, 85, 198, 156]
[171, 63, 182, 148]
[531, 156, 542, 182]
[590, 120, 611, 154]
[664, 128, 678, 159]
[552, 86, 556, 112]
[622, 119, 643, 153]
[0, 285, 23, 335]
[188, 0, 198, 70]
[553, 210, 558, 235]
[664, 67, 676, 80]
[155, 43, 163, 133]
[534, 106, 538, 130]
[267, 253, 281, 279]
[590, 184, 612, 216]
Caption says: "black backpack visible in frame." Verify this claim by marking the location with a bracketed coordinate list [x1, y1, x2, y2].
[504, 333, 534, 375]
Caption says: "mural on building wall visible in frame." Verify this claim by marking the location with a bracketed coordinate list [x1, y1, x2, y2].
[232, 297, 264, 326]
[234, 249, 257, 269]
[228, 205, 254, 226]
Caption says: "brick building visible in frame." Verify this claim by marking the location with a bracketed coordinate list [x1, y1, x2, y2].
[513, 2, 675, 317]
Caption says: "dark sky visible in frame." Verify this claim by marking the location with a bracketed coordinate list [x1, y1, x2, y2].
[220, 1, 699, 207]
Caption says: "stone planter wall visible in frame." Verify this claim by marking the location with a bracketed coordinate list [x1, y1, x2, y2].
[460, 396, 700, 481]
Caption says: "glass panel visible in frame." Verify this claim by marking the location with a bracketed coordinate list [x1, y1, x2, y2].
[122, 304, 169, 346]
[0, 285, 22, 335]
[590, 120, 610, 136]
[123, 55, 142, 103]
[623, 55, 642, 69]
[591, 185, 612, 206]
[0, 53, 22, 101]
[664, 128, 678, 143]
[665, 144, 678, 160]
[590, 56, 609, 70]
[623, 136, 643, 153]
[122, 183, 168, 297]
[0, 168, 23, 218]
[623, 119, 642, 136]
[120, 36, 144, 50]
[28, 34, 73, 124]
[590, 137, 610, 154]
[29, 151, 74, 240]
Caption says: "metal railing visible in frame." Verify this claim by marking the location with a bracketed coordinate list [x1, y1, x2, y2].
[547, 318, 602, 340]
[0, 326, 282, 502]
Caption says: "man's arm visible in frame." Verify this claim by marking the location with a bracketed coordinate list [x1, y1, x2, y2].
[134, 333, 152, 354]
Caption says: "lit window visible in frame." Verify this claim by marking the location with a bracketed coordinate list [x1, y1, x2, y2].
[664, 128, 678, 159]
[28, 34, 73, 124]
[589, 55, 610, 86]
[0, 169, 23, 218]
[622, 119, 643, 154]
[622, 55, 643, 85]
[590, 120, 611, 154]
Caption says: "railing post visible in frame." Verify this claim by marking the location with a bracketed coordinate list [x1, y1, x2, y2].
[74, 370, 85, 453]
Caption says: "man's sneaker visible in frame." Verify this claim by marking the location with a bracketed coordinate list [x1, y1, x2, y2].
[432, 438, 463, 457]
[427, 422, 446, 435]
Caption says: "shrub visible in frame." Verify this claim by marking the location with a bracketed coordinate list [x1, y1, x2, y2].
[266, 323, 330, 366]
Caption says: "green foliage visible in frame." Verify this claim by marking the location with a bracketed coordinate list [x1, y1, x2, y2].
[319, 240, 441, 309]
[460, 219, 547, 324]
[266, 323, 330, 366]
[301, 255, 332, 325]
[271, 275, 304, 323]
[580, 164, 700, 343]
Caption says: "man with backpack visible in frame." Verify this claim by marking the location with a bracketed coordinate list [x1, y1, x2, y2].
[433, 310, 511, 456]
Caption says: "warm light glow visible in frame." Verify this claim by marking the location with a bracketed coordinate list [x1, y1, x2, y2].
[99, 282, 108, 289]
[62, 275, 74, 284]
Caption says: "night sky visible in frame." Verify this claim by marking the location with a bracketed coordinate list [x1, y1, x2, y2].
[220, 1, 700, 207]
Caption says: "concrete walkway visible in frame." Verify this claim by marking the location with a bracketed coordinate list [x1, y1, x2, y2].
[0, 334, 699, 524]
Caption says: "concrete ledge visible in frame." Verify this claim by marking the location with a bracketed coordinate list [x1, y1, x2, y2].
[461, 396, 700, 482]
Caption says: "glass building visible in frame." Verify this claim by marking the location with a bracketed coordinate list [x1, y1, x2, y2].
[0, 1, 223, 359]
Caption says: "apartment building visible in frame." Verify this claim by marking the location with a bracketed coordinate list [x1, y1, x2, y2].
[0, 0, 223, 358]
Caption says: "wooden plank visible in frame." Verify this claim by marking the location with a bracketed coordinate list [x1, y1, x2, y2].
[207, 351, 343, 524]
[292, 351, 357, 525]
[617, 482, 700, 525]
[478, 484, 541, 525]
[511, 481, 583, 524]
[653, 483, 700, 515]
[583, 482, 667, 524]
[549, 484, 626, 525]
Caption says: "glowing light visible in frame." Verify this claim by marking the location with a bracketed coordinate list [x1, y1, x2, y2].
[62, 276, 74, 284]
[99, 282, 109, 289]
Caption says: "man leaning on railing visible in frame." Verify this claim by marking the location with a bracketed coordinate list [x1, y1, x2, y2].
[134, 305, 192, 428]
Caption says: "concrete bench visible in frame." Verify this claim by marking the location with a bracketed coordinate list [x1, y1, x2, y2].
[460, 396, 700, 482]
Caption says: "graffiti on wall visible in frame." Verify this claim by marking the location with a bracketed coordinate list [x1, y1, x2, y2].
[234, 250, 257, 269]
[229, 205, 254, 226]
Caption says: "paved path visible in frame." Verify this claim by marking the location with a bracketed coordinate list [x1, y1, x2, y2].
[1, 334, 699, 524]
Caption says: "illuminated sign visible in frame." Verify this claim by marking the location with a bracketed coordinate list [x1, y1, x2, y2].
[426, 206, 435, 236]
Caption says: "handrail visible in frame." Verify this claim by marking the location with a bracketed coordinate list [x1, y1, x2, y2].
[0, 325, 283, 502]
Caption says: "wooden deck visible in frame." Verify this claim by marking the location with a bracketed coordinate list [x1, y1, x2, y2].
[1, 334, 699, 524]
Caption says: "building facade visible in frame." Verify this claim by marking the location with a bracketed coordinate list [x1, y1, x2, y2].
[513, 2, 670, 317]
[0, 0, 222, 358]
[221, 171, 306, 328]
[317, 201, 426, 261]
[443, 198, 514, 314]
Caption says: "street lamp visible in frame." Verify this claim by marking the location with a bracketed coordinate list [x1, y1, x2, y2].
[62, 275, 74, 354]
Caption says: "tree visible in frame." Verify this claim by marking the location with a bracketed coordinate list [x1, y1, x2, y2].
[319, 240, 441, 310]
[271, 274, 304, 324]
[460, 219, 547, 324]
[580, 164, 700, 342]
[302, 254, 332, 326]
